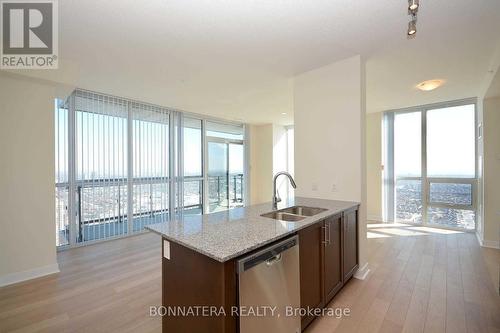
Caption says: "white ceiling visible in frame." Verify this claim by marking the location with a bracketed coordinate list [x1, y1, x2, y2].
[366, 0, 500, 113]
[7, 0, 500, 123]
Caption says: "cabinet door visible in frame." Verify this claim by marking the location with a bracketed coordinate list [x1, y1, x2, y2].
[342, 209, 358, 281]
[298, 222, 324, 330]
[323, 214, 343, 303]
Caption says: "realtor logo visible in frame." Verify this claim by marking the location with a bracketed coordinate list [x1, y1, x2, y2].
[1, 0, 58, 69]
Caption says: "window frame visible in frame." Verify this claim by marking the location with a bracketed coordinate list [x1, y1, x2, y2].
[203, 120, 246, 214]
[383, 98, 478, 231]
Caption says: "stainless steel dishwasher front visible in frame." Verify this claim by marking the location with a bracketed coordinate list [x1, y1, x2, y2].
[237, 235, 301, 333]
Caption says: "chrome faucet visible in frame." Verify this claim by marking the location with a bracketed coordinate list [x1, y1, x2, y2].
[272, 171, 297, 210]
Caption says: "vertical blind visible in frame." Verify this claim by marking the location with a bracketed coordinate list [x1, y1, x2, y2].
[74, 91, 129, 243]
[55, 89, 247, 247]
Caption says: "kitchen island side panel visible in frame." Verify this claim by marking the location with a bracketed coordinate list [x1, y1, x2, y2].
[162, 238, 238, 333]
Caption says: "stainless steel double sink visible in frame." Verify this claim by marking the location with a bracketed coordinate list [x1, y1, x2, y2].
[261, 206, 328, 222]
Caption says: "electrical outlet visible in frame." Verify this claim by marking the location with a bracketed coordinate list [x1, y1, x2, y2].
[331, 184, 337, 192]
[163, 240, 170, 260]
[312, 183, 318, 191]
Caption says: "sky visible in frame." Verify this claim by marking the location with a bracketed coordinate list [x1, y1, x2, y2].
[394, 104, 475, 178]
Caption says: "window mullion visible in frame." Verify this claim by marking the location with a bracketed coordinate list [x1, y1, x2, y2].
[127, 101, 133, 235]
[422, 109, 428, 226]
[68, 94, 76, 246]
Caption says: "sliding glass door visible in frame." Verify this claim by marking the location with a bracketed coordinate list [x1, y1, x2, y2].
[207, 141, 229, 212]
[385, 101, 476, 230]
[205, 121, 245, 213]
[228, 143, 244, 209]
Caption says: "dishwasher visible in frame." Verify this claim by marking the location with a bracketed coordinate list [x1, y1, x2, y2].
[237, 235, 301, 333]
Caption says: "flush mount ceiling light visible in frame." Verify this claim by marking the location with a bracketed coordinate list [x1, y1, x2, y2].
[281, 112, 287, 115]
[416, 79, 445, 91]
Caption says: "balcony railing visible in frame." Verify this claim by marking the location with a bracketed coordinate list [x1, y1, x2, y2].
[55, 174, 244, 245]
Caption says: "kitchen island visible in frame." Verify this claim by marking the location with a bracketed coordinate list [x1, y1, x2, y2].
[147, 197, 360, 333]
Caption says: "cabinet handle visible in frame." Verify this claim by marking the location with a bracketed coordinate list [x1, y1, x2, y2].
[322, 225, 328, 246]
[323, 221, 331, 246]
[328, 221, 332, 245]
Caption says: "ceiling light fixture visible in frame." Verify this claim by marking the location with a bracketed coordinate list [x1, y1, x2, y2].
[407, 19, 417, 37]
[416, 79, 445, 91]
[408, 0, 419, 14]
[406, 0, 420, 39]
[281, 112, 287, 115]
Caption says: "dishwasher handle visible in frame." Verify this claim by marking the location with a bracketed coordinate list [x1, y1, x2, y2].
[238, 235, 298, 273]
[266, 253, 282, 266]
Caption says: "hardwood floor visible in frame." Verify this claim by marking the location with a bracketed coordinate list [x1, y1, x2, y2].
[305, 223, 500, 333]
[0, 223, 498, 333]
[0, 233, 162, 333]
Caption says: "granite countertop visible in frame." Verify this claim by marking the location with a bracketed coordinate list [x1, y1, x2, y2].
[146, 197, 359, 262]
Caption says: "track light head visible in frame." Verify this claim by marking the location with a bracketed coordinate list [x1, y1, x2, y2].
[408, 0, 419, 14]
[407, 19, 417, 38]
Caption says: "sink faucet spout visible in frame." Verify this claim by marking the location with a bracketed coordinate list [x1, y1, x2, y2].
[272, 171, 297, 210]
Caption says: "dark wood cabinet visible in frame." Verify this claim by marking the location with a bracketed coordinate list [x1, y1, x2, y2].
[160, 205, 359, 333]
[342, 208, 359, 281]
[323, 214, 343, 303]
[298, 208, 358, 331]
[298, 222, 324, 330]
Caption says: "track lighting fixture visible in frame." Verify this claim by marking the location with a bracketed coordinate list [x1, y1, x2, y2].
[407, 19, 417, 37]
[408, 0, 419, 14]
[406, 0, 420, 38]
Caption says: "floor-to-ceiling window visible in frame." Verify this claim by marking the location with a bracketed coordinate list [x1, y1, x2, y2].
[75, 94, 130, 243]
[131, 103, 170, 231]
[183, 117, 203, 214]
[55, 90, 247, 248]
[384, 100, 477, 230]
[425, 105, 476, 229]
[394, 111, 422, 223]
[55, 101, 69, 247]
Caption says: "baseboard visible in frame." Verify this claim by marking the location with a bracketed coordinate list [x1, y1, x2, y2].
[475, 232, 500, 249]
[482, 240, 500, 249]
[367, 215, 384, 222]
[354, 262, 370, 280]
[0, 263, 60, 287]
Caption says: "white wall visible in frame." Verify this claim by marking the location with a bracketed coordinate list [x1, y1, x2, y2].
[273, 125, 288, 175]
[0, 73, 72, 286]
[272, 124, 292, 201]
[366, 113, 383, 221]
[294, 55, 368, 271]
[250, 124, 294, 204]
[482, 97, 500, 248]
[249, 124, 273, 204]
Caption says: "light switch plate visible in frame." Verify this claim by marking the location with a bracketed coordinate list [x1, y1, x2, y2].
[163, 240, 170, 260]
